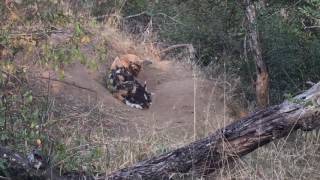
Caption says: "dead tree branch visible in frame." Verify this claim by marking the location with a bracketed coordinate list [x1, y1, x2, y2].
[124, 11, 148, 19]
[160, 44, 196, 61]
[35, 76, 97, 94]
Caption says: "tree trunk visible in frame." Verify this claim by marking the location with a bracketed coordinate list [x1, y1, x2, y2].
[2, 83, 320, 179]
[243, 0, 270, 108]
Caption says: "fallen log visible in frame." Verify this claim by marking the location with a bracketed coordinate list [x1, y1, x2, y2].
[1, 82, 320, 180]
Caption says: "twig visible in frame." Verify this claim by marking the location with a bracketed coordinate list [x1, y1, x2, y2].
[306, 81, 315, 86]
[8, 30, 66, 37]
[92, 14, 110, 21]
[155, 12, 185, 26]
[304, 26, 320, 29]
[35, 76, 97, 96]
[160, 44, 194, 54]
[124, 11, 148, 19]
[123, 11, 184, 26]
[41, 72, 51, 129]
[92, 14, 123, 21]
[160, 44, 196, 61]
[0, 69, 22, 84]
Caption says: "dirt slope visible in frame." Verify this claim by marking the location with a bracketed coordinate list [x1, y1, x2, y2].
[16, 26, 238, 173]
[32, 58, 232, 142]
[19, 26, 235, 150]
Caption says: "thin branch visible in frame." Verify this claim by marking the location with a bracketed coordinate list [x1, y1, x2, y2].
[35, 76, 97, 95]
[155, 12, 185, 26]
[92, 14, 122, 21]
[304, 26, 320, 29]
[0, 69, 22, 85]
[160, 44, 196, 61]
[7, 30, 66, 37]
[92, 14, 109, 20]
[160, 44, 195, 54]
[124, 11, 148, 19]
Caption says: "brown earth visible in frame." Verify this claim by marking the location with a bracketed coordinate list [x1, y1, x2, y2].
[8, 26, 244, 174]
[18, 26, 236, 153]
[30, 58, 233, 142]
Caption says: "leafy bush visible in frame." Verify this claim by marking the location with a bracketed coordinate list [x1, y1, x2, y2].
[121, 0, 320, 104]
[258, 2, 320, 103]
[0, 62, 46, 150]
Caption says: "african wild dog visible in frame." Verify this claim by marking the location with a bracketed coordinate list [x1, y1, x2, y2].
[106, 55, 152, 109]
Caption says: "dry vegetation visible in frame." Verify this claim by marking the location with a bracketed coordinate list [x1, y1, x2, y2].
[0, 1, 320, 179]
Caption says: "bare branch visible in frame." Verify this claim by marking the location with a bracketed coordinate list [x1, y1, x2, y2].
[124, 11, 148, 19]
[304, 26, 320, 29]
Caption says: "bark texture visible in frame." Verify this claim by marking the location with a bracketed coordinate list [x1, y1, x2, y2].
[2, 83, 320, 180]
[243, 0, 270, 108]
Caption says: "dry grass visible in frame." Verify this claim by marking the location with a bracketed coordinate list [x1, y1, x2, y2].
[214, 130, 320, 180]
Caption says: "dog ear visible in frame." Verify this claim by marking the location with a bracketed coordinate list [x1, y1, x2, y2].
[114, 57, 121, 65]
[113, 56, 121, 68]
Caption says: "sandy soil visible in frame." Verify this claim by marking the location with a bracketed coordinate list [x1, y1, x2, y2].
[21, 26, 234, 143]
[30, 57, 233, 142]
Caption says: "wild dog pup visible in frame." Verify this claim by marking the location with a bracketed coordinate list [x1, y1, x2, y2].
[124, 80, 152, 109]
[106, 66, 152, 109]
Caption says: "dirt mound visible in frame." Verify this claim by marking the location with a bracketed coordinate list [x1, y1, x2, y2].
[14, 25, 237, 173]
[18, 25, 235, 152]
[31, 57, 232, 141]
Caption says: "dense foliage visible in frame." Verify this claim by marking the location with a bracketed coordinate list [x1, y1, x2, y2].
[122, 0, 320, 104]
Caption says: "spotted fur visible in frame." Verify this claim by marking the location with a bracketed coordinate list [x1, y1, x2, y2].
[106, 67, 152, 109]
